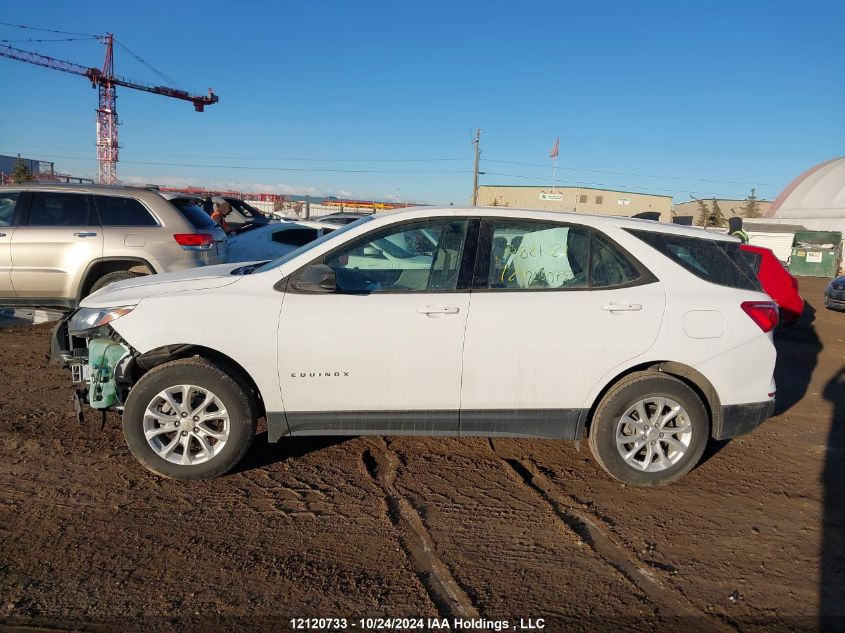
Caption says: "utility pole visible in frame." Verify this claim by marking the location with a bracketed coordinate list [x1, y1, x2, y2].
[471, 128, 481, 206]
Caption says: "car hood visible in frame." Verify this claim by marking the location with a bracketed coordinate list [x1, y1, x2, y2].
[80, 263, 248, 308]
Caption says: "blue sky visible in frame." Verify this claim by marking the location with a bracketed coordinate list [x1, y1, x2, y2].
[1, 0, 843, 204]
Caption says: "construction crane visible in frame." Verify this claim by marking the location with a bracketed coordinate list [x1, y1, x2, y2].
[0, 33, 218, 184]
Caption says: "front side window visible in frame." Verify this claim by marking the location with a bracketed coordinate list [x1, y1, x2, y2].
[488, 221, 589, 289]
[0, 191, 19, 227]
[28, 192, 94, 226]
[94, 195, 157, 226]
[324, 219, 468, 293]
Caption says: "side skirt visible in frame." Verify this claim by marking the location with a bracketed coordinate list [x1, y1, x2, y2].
[267, 409, 587, 443]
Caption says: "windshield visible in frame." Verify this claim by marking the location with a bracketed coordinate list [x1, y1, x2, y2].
[254, 215, 373, 274]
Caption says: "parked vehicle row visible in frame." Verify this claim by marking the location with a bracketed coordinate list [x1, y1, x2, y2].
[0, 184, 227, 309]
[53, 207, 778, 487]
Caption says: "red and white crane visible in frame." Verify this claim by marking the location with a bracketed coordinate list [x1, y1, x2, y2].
[0, 33, 218, 184]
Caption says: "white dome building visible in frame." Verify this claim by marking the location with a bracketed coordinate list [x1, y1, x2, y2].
[763, 157, 845, 234]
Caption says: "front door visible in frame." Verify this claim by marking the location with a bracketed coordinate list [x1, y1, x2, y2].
[10, 191, 103, 301]
[460, 219, 666, 439]
[0, 190, 20, 296]
[278, 217, 474, 435]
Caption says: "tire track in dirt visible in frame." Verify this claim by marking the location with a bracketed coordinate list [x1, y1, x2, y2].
[488, 439, 729, 633]
[362, 437, 480, 622]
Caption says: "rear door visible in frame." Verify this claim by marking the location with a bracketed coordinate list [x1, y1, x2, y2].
[10, 191, 103, 301]
[459, 219, 666, 438]
[0, 191, 21, 296]
[93, 194, 162, 267]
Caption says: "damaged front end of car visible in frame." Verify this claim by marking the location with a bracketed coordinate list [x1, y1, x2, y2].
[51, 307, 138, 418]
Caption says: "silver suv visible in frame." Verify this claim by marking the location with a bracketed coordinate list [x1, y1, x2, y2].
[0, 184, 228, 309]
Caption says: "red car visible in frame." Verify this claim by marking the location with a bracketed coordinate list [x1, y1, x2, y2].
[740, 244, 804, 326]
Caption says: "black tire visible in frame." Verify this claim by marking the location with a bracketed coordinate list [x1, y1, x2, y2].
[122, 357, 257, 480]
[588, 372, 710, 487]
[89, 270, 143, 294]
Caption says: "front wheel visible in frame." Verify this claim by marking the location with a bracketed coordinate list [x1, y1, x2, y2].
[588, 373, 710, 487]
[122, 358, 257, 480]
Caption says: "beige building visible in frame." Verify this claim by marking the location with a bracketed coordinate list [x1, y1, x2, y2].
[673, 198, 773, 222]
[475, 185, 673, 222]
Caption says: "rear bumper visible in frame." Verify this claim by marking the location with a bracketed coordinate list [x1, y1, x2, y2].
[714, 400, 775, 440]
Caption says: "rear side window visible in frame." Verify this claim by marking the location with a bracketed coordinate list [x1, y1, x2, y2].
[0, 191, 19, 227]
[488, 221, 590, 289]
[484, 221, 644, 290]
[168, 198, 217, 230]
[94, 195, 157, 226]
[28, 192, 95, 226]
[271, 227, 319, 246]
[627, 229, 761, 291]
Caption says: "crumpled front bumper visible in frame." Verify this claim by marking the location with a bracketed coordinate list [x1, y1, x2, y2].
[50, 312, 132, 410]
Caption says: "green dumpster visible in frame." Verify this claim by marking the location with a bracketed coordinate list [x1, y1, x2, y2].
[788, 231, 843, 278]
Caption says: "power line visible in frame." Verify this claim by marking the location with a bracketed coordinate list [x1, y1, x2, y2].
[4, 145, 468, 163]
[0, 151, 473, 175]
[0, 36, 101, 43]
[0, 21, 100, 38]
[484, 159, 786, 188]
[482, 171, 769, 200]
[113, 37, 176, 87]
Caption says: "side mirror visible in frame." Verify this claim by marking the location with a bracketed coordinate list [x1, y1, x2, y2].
[292, 264, 336, 293]
[362, 245, 383, 257]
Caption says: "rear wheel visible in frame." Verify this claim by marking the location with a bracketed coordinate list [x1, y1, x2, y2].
[588, 373, 709, 486]
[89, 270, 142, 294]
[122, 358, 257, 479]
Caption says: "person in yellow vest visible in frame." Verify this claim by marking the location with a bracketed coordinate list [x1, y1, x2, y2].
[728, 217, 749, 244]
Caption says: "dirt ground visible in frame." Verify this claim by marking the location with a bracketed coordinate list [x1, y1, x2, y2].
[1, 276, 843, 632]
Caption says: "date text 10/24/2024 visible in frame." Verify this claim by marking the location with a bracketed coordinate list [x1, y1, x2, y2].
[289, 617, 546, 631]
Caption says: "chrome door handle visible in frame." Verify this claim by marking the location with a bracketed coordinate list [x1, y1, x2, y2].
[418, 305, 460, 315]
[73, 232, 97, 237]
[601, 302, 642, 312]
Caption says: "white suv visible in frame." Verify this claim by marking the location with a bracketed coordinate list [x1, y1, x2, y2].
[52, 207, 778, 486]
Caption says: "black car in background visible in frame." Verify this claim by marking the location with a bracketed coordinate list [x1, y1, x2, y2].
[203, 195, 275, 233]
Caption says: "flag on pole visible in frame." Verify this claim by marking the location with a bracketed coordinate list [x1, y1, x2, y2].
[549, 137, 559, 159]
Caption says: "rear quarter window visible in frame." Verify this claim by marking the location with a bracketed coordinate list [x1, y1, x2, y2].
[627, 229, 761, 291]
[168, 198, 218, 230]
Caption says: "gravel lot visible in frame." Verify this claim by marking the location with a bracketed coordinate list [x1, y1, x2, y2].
[1, 276, 843, 632]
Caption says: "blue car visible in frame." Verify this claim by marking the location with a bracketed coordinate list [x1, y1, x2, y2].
[825, 275, 845, 310]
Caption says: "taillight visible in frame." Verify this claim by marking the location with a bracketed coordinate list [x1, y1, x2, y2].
[741, 301, 779, 333]
[174, 233, 214, 251]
